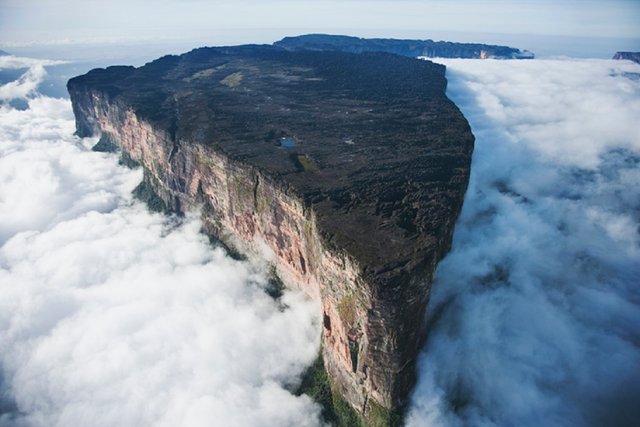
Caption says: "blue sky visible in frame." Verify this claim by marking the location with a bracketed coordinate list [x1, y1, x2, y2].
[1, 0, 639, 48]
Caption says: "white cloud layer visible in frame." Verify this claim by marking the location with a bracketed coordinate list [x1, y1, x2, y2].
[0, 59, 322, 427]
[407, 59, 640, 426]
[0, 56, 66, 101]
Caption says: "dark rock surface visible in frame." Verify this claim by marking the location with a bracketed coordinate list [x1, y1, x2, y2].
[69, 45, 473, 276]
[275, 33, 534, 59]
[68, 44, 474, 425]
[613, 51, 640, 64]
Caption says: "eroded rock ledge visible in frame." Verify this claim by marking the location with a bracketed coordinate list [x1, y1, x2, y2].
[68, 44, 473, 425]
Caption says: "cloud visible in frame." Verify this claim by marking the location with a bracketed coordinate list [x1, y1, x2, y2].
[0, 59, 322, 427]
[0, 56, 65, 70]
[0, 56, 66, 101]
[407, 59, 640, 427]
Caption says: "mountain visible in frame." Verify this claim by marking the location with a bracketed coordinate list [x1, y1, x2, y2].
[613, 51, 640, 64]
[275, 33, 534, 59]
[0, 49, 10, 56]
[67, 44, 473, 425]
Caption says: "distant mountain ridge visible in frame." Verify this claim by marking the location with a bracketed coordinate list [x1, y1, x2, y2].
[613, 51, 640, 64]
[0, 49, 10, 56]
[275, 34, 534, 59]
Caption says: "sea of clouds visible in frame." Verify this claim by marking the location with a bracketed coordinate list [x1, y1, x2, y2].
[407, 58, 640, 427]
[0, 56, 322, 427]
[1, 52, 639, 427]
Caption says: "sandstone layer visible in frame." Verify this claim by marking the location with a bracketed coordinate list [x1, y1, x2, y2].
[68, 44, 474, 424]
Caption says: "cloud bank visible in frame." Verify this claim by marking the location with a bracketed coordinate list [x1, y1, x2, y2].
[407, 59, 640, 426]
[0, 59, 322, 427]
[0, 56, 65, 101]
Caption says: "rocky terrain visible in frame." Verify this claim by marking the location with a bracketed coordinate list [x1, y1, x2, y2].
[275, 34, 534, 59]
[613, 51, 640, 64]
[68, 43, 474, 425]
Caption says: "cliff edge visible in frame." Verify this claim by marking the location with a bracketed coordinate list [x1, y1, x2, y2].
[613, 51, 640, 64]
[275, 33, 535, 59]
[68, 44, 474, 425]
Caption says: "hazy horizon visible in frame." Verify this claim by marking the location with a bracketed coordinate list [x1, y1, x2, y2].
[2, 0, 640, 61]
[3, 30, 640, 61]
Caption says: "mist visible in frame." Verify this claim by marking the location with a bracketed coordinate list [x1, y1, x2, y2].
[407, 58, 640, 426]
[0, 57, 322, 427]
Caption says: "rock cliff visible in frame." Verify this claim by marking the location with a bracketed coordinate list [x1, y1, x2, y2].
[68, 44, 474, 425]
[613, 51, 640, 64]
[275, 34, 534, 59]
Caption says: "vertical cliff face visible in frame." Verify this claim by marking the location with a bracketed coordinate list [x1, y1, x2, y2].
[68, 45, 473, 424]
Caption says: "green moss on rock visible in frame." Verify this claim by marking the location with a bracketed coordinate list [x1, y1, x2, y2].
[337, 293, 357, 330]
[91, 132, 119, 153]
[297, 354, 363, 427]
[133, 173, 168, 213]
[367, 399, 403, 427]
[119, 151, 140, 168]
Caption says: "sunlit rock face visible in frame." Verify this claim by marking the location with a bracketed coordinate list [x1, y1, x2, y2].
[67, 45, 473, 424]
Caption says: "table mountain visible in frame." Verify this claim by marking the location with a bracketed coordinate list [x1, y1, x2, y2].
[68, 44, 474, 425]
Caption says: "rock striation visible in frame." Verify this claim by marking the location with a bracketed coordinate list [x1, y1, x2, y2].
[275, 33, 534, 59]
[613, 51, 640, 64]
[68, 44, 474, 425]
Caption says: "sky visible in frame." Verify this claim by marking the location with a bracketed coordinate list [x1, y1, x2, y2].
[1, 0, 639, 57]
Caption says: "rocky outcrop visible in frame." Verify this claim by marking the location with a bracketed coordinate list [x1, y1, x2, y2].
[613, 51, 640, 64]
[68, 45, 473, 425]
[275, 33, 534, 59]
